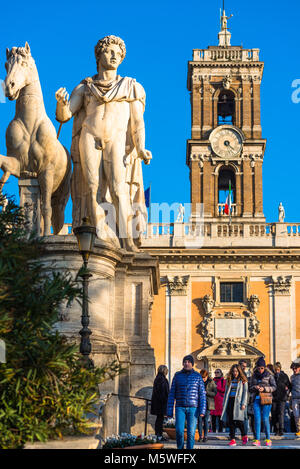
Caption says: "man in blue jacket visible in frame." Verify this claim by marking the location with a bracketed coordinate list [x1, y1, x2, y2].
[167, 355, 206, 449]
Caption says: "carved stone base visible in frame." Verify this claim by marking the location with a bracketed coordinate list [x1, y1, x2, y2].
[40, 236, 159, 436]
[18, 177, 42, 236]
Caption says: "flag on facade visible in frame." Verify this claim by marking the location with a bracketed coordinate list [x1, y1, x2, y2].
[144, 186, 151, 208]
[144, 184, 151, 223]
[224, 180, 232, 215]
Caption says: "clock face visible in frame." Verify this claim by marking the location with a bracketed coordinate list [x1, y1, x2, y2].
[210, 126, 243, 158]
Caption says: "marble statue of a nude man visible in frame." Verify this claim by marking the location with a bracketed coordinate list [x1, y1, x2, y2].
[55, 35, 151, 251]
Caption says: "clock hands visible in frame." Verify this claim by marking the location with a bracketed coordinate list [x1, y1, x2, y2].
[223, 139, 236, 155]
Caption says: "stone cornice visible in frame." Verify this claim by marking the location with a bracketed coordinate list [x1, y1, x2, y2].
[189, 61, 264, 69]
[141, 247, 300, 264]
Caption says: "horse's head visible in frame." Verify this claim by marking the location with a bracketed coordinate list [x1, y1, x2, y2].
[4, 42, 36, 101]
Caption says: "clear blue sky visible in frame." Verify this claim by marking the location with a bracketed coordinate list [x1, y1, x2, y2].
[0, 0, 300, 223]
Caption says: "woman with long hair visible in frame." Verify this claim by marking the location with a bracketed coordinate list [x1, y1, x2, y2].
[150, 365, 169, 440]
[221, 364, 249, 446]
[211, 369, 226, 433]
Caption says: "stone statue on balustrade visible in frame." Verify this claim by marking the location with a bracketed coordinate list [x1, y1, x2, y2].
[176, 204, 185, 223]
[278, 202, 285, 223]
[55, 35, 152, 252]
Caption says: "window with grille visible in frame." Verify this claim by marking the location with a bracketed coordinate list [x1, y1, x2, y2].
[220, 282, 244, 303]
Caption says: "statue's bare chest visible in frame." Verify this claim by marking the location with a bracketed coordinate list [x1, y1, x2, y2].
[83, 94, 130, 133]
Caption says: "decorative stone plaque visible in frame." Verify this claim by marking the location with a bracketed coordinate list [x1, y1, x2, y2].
[215, 318, 246, 339]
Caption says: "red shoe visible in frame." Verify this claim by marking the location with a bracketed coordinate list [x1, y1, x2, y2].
[252, 439, 261, 447]
[242, 436, 248, 445]
[229, 439, 237, 447]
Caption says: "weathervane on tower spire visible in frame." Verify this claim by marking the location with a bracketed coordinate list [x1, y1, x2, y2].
[218, 1, 233, 47]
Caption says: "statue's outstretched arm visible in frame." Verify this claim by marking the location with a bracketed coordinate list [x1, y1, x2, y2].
[55, 83, 84, 123]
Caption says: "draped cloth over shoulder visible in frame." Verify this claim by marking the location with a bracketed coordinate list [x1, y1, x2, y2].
[70, 75, 147, 243]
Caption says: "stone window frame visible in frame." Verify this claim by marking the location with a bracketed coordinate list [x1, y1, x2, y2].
[213, 275, 249, 307]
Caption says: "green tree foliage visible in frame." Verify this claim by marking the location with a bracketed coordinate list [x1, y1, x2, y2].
[0, 195, 122, 448]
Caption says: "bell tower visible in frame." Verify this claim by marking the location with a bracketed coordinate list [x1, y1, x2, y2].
[187, 6, 266, 222]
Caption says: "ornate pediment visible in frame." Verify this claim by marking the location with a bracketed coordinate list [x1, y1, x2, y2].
[197, 341, 262, 360]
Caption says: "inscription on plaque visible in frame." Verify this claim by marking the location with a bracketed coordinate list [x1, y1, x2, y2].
[215, 318, 246, 338]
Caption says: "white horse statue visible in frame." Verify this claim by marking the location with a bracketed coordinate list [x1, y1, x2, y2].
[2, 42, 71, 235]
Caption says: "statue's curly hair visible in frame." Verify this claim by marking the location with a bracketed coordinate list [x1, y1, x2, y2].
[94, 35, 126, 65]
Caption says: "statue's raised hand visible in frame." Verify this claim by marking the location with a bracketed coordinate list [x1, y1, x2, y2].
[55, 87, 73, 123]
[55, 87, 69, 105]
[139, 149, 152, 165]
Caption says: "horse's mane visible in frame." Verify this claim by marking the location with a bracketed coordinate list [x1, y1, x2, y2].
[6, 47, 36, 68]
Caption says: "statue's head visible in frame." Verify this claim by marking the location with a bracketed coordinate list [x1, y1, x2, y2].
[95, 35, 126, 72]
[4, 42, 36, 100]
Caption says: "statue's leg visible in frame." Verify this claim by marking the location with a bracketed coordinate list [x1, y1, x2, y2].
[104, 141, 137, 252]
[6, 119, 29, 172]
[38, 168, 54, 236]
[0, 171, 10, 193]
[79, 130, 104, 228]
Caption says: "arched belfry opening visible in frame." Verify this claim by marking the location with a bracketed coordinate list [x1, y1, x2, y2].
[218, 166, 236, 204]
[218, 90, 235, 125]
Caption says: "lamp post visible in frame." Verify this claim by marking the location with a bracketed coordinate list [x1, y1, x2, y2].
[74, 217, 96, 368]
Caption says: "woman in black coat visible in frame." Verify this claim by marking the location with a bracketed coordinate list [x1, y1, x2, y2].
[151, 365, 169, 439]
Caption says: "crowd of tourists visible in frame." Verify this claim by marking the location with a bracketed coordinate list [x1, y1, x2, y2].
[150, 355, 300, 449]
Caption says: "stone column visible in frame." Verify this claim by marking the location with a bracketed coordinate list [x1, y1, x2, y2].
[18, 177, 42, 236]
[242, 159, 253, 218]
[252, 81, 262, 138]
[192, 83, 202, 139]
[271, 276, 297, 372]
[214, 172, 219, 217]
[235, 171, 242, 217]
[254, 161, 263, 218]
[167, 276, 191, 380]
[190, 159, 201, 217]
[242, 79, 252, 138]
[203, 161, 212, 218]
[203, 81, 212, 135]
[235, 91, 242, 129]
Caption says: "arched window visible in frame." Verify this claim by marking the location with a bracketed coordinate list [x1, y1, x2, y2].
[218, 90, 235, 125]
[218, 167, 236, 204]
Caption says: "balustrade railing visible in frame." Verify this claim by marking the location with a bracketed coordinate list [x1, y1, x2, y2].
[192, 48, 260, 62]
[56, 221, 300, 248]
[218, 203, 237, 217]
[287, 224, 300, 236]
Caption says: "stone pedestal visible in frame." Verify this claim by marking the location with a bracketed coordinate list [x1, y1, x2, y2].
[18, 177, 42, 236]
[40, 236, 160, 436]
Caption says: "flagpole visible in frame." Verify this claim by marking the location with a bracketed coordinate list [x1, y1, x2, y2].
[149, 182, 152, 224]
